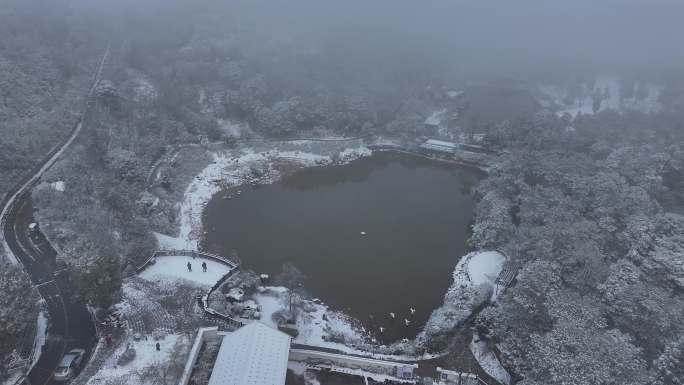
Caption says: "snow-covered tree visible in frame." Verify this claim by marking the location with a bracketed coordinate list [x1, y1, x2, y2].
[0, 265, 39, 354]
[652, 336, 684, 385]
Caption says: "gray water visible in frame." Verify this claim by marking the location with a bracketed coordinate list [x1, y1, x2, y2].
[202, 152, 482, 342]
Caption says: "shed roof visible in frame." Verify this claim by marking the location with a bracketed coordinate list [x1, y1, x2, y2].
[208, 322, 291, 385]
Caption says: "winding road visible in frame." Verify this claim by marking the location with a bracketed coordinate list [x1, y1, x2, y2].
[0, 47, 109, 385]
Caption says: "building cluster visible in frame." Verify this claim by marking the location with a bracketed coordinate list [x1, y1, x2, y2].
[179, 322, 488, 385]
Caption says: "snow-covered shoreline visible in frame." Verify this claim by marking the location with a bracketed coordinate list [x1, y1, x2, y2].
[252, 251, 507, 362]
[470, 334, 511, 385]
[418, 251, 505, 347]
[155, 143, 372, 250]
[154, 141, 510, 369]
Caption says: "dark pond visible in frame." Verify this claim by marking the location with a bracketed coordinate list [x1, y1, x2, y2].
[202, 152, 482, 342]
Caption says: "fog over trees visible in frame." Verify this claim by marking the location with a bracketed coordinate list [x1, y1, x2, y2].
[1, 0, 683, 383]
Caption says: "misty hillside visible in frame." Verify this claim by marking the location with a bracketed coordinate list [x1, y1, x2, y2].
[1, 1, 683, 385]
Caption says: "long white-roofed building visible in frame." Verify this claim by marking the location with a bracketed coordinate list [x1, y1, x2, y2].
[207, 322, 291, 385]
[419, 139, 458, 155]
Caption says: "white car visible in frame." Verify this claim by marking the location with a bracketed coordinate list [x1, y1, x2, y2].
[53, 349, 86, 382]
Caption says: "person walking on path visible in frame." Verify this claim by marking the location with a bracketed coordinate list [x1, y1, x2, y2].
[155, 342, 160, 351]
[187, 262, 192, 272]
[202, 261, 207, 272]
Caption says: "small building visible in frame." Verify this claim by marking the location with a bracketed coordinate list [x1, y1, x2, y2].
[225, 288, 244, 303]
[207, 322, 291, 385]
[240, 300, 261, 319]
[419, 139, 458, 155]
[436, 367, 479, 385]
[395, 365, 416, 379]
[182, 324, 421, 385]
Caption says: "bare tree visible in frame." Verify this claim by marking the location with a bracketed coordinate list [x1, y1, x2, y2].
[276, 262, 306, 315]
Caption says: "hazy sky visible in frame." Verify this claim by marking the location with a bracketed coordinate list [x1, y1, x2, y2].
[229, 0, 684, 75]
[66, 0, 684, 79]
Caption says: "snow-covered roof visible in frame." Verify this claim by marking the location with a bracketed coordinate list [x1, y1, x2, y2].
[208, 322, 291, 385]
[420, 139, 458, 154]
[425, 139, 457, 148]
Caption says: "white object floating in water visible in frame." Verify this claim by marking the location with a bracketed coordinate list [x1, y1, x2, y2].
[379, 326, 385, 333]
[410, 307, 416, 315]
[389, 312, 395, 319]
[404, 319, 411, 326]
[360, 231, 367, 235]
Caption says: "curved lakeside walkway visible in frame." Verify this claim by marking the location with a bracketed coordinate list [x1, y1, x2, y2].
[367, 144, 491, 173]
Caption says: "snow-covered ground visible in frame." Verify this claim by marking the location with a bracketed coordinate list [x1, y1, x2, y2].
[31, 311, 48, 368]
[153, 232, 191, 250]
[85, 334, 190, 385]
[252, 289, 285, 329]
[253, 287, 370, 353]
[470, 335, 511, 385]
[467, 251, 505, 285]
[420, 251, 506, 345]
[138, 255, 232, 288]
[254, 252, 507, 361]
[253, 286, 425, 361]
[83, 267, 209, 385]
[217, 119, 248, 138]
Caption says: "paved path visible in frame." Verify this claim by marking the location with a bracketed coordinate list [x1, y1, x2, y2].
[0, 47, 109, 385]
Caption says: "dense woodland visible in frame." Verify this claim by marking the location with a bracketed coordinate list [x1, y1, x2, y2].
[1, 0, 684, 383]
[472, 110, 684, 384]
[0, 1, 101, 372]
